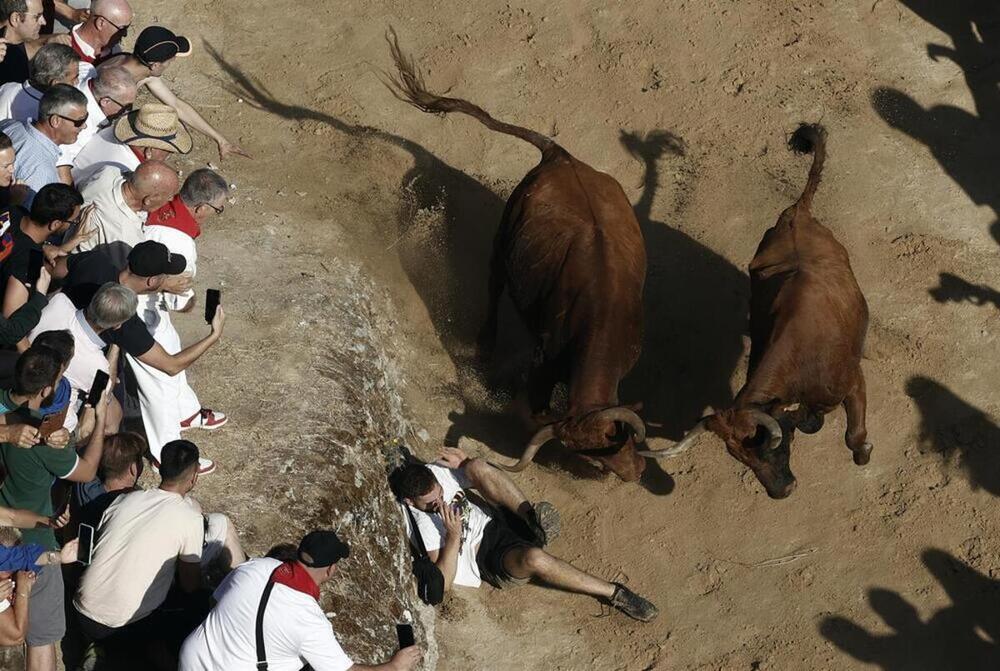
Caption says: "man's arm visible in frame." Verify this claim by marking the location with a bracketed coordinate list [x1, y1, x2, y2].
[2, 267, 51, 352]
[0, 287, 45, 349]
[62, 347, 115, 482]
[145, 78, 250, 160]
[135, 306, 225, 376]
[424, 503, 461, 592]
[53, 1, 89, 24]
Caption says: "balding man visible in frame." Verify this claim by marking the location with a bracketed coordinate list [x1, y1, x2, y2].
[0, 82, 87, 207]
[69, 0, 131, 74]
[56, 64, 136, 184]
[74, 161, 178, 267]
[102, 26, 250, 161]
[0, 42, 78, 120]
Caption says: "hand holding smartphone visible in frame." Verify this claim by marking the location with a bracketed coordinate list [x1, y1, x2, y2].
[77, 524, 95, 566]
[396, 623, 415, 649]
[204, 288, 221, 324]
[87, 370, 110, 408]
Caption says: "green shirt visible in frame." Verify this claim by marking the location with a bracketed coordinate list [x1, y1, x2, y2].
[0, 390, 78, 549]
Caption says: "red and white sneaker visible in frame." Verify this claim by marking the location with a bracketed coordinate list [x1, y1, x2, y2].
[149, 456, 216, 475]
[180, 409, 228, 432]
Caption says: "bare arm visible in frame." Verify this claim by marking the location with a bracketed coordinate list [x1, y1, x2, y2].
[136, 306, 225, 376]
[424, 503, 461, 592]
[145, 78, 250, 160]
[62, 347, 115, 483]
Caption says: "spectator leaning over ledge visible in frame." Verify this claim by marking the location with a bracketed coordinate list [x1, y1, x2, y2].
[0, 42, 78, 121]
[71, 102, 192, 186]
[101, 26, 250, 161]
[396, 446, 659, 622]
[0, 83, 87, 207]
[136, 168, 229, 454]
[0, 345, 109, 671]
[55, 64, 136, 186]
[74, 160, 179, 267]
[68, 0, 131, 73]
[180, 530, 422, 671]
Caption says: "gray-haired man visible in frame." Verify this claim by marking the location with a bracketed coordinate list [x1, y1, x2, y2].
[0, 42, 78, 120]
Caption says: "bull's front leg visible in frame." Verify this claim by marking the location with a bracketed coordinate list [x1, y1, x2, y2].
[842, 368, 872, 466]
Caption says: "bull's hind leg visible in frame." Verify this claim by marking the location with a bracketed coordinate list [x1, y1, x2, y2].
[842, 368, 872, 465]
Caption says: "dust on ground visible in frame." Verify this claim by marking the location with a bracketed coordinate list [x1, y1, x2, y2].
[144, 0, 1000, 669]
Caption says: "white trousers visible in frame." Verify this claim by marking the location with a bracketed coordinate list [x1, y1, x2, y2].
[128, 308, 201, 461]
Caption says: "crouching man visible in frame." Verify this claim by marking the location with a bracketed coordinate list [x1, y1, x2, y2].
[396, 447, 658, 622]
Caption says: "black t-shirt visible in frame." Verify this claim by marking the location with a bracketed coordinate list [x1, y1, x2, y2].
[3, 222, 41, 287]
[0, 42, 29, 86]
[63, 251, 155, 357]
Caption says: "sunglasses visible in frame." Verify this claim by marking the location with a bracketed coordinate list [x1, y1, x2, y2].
[202, 202, 224, 214]
[52, 113, 88, 128]
[96, 14, 129, 34]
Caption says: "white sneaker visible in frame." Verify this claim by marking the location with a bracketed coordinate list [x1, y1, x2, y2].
[180, 409, 228, 431]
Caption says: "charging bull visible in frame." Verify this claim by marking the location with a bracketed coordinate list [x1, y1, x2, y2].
[641, 124, 871, 498]
[385, 32, 648, 481]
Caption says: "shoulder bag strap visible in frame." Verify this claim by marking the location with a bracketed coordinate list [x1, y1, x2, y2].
[404, 504, 430, 558]
[255, 565, 283, 670]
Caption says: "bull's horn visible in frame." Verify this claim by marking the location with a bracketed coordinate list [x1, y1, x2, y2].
[637, 419, 709, 459]
[750, 410, 783, 450]
[497, 424, 558, 472]
[595, 407, 646, 443]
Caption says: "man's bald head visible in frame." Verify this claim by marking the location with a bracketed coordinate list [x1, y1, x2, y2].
[129, 161, 178, 213]
[92, 0, 132, 23]
[88, 0, 132, 50]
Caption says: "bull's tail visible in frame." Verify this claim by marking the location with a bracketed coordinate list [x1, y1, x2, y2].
[383, 28, 555, 154]
[787, 123, 827, 211]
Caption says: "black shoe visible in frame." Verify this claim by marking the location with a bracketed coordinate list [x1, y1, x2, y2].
[610, 582, 659, 622]
[525, 501, 560, 546]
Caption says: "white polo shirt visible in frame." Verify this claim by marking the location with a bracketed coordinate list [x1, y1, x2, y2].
[0, 81, 43, 121]
[76, 165, 146, 268]
[28, 292, 110, 431]
[71, 125, 140, 186]
[179, 558, 354, 671]
[402, 464, 493, 588]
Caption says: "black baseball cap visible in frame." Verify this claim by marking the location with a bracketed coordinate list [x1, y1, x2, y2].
[128, 241, 186, 277]
[297, 530, 350, 568]
[134, 26, 192, 64]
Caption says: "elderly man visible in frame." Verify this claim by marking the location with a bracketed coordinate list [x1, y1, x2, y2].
[0, 0, 46, 85]
[68, 0, 131, 71]
[0, 83, 87, 206]
[71, 103, 192, 185]
[0, 42, 78, 120]
[101, 26, 249, 161]
[29, 283, 132, 434]
[55, 65, 136, 185]
[135, 169, 229, 454]
[53, 241, 226, 474]
[75, 160, 178, 267]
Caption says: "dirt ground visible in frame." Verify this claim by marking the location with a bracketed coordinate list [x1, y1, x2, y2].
[147, 0, 1000, 669]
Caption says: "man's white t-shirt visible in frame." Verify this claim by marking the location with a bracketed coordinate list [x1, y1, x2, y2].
[71, 126, 141, 186]
[179, 558, 354, 671]
[76, 165, 147, 268]
[402, 464, 493, 588]
[74, 488, 203, 628]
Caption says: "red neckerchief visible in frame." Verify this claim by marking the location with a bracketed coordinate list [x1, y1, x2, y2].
[130, 146, 146, 163]
[145, 195, 200, 239]
[71, 31, 95, 63]
[271, 561, 320, 601]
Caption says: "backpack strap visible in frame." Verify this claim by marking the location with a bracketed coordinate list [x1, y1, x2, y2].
[255, 565, 283, 670]
[404, 504, 429, 558]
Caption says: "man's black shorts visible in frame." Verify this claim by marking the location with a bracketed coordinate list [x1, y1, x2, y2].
[475, 509, 538, 588]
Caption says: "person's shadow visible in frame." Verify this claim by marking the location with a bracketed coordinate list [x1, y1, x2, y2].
[820, 548, 1000, 669]
[906, 375, 1000, 496]
[871, 0, 1000, 247]
[928, 271, 1000, 310]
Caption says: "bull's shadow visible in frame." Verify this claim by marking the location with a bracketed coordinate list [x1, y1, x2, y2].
[872, 0, 1000, 247]
[929, 271, 1000, 311]
[617, 130, 749, 446]
[820, 548, 1000, 669]
[906, 375, 1000, 496]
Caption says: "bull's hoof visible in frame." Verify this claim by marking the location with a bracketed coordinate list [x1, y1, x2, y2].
[853, 442, 873, 466]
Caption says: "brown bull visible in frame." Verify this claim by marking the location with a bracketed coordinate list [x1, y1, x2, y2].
[385, 33, 648, 481]
[641, 124, 871, 498]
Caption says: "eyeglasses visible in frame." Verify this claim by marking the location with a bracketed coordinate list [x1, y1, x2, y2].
[202, 202, 224, 214]
[103, 97, 133, 114]
[51, 113, 89, 128]
[96, 15, 129, 34]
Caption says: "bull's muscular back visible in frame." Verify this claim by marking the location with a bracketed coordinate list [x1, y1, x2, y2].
[499, 147, 646, 381]
[742, 207, 868, 408]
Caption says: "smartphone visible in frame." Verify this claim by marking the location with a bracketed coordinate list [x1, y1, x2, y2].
[396, 623, 415, 649]
[25, 248, 43, 289]
[77, 523, 95, 566]
[86, 370, 110, 408]
[204, 288, 221, 324]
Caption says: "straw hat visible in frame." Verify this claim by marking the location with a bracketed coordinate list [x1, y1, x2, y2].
[114, 103, 193, 154]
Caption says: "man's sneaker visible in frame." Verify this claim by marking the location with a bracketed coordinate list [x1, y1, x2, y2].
[149, 457, 216, 476]
[609, 582, 659, 622]
[181, 408, 228, 431]
[525, 501, 561, 546]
